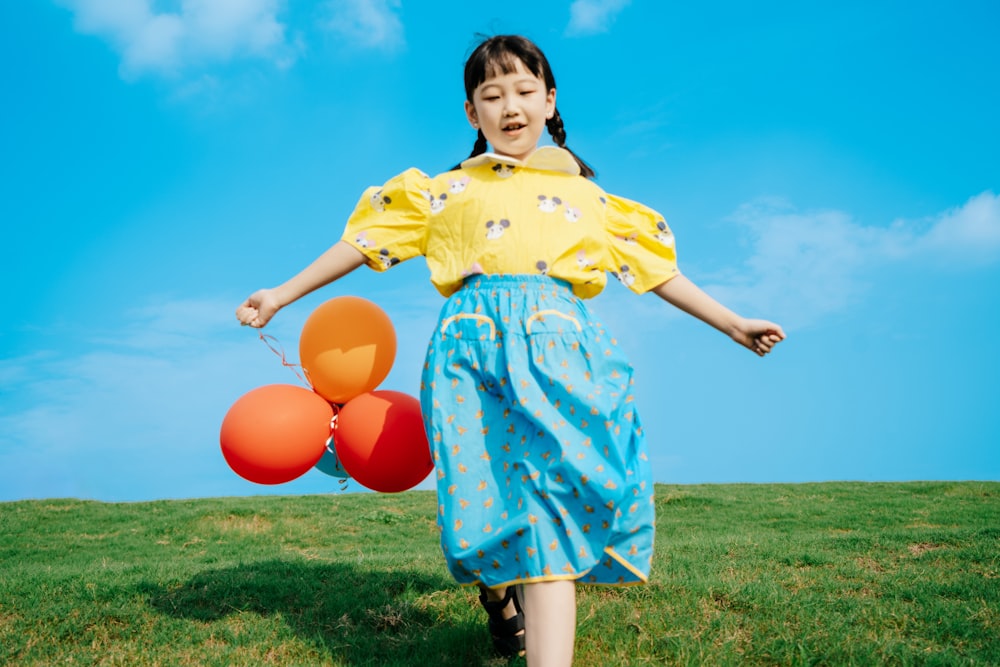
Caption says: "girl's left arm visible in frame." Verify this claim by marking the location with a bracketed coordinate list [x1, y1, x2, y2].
[651, 275, 785, 357]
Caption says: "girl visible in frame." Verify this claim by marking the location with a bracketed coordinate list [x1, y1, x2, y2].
[237, 35, 784, 667]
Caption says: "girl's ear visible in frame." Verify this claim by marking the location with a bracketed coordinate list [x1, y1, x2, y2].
[464, 100, 479, 128]
[546, 88, 556, 120]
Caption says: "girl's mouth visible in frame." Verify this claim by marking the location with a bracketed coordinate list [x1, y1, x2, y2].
[503, 123, 526, 133]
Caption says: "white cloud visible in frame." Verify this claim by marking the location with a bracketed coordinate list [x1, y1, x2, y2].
[0, 296, 280, 500]
[566, 0, 631, 36]
[702, 191, 1000, 328]
[321, 0, 404, 52]
[58, 0, 297, 79]
[184, 0, 287, 59]
[915, 191, 1000, 262]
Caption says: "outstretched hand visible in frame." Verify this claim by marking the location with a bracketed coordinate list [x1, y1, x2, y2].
[236, 288, 282, 329]
[733, 319, 786, 357]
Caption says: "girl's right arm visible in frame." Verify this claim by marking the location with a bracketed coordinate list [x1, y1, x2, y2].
[235, 240, 366, 328]
[652, 274, 785, 356]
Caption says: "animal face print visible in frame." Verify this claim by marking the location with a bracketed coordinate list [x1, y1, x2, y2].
[655, 220, 674, 246]
[486, 219, 511, 240]
[449, 176, 471, 193]
[420, 189, 448, 214]
[369, 190, 391, 212]
[378, 248, 400, 269]
[612, 265, 636, 287]
[537, 195, 562, 213]
[429, 193, 448, 214]
[492, 163, 515, 178]
[462, 261, 485, 277]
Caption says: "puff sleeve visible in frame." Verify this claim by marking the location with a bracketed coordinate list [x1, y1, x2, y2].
[603, 193, 680, 294]
[340, 168, 430, 271]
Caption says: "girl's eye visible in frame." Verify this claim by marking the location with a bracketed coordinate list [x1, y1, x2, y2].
[484, 95, 500, 101]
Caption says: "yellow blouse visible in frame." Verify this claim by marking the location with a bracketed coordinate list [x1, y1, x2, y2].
[340, 146, 679, 299]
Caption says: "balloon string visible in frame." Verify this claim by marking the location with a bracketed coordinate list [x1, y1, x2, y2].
[257, 333, 348, 491]
[326, 407, 350, 491]
[258, 333, 311, 389]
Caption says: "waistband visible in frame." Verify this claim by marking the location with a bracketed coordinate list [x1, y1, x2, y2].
[459, 273, 574, 292]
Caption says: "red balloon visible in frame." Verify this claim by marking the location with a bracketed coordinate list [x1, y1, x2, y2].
[220, 384, 333, 484]
[299, 296, 397, 404]
[334, 390, 433, 493]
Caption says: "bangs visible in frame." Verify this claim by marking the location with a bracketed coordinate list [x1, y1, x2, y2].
[464, 35, 551, 98]
[480, 50, 539, 83]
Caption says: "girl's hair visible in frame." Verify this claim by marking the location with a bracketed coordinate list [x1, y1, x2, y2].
[455, 35, 596, 178]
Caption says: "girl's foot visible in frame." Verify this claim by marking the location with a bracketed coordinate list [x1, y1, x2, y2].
[478, 586, 525, 657]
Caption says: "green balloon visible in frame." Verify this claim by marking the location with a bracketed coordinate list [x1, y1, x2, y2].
[314, 438, 351, 479]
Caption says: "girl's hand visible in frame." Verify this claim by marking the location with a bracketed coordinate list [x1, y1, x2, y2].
[733, 319, 786, 357]
[236, 288, 282, 329]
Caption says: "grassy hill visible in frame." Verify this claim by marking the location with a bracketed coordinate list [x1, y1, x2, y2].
[1, 482, 997, 666]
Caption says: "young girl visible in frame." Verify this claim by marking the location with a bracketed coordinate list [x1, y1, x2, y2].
[237, 35, 784, 667]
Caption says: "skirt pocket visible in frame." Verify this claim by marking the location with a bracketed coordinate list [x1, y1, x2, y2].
[438, 313, 498, 341]
[524, 309, 582, 335]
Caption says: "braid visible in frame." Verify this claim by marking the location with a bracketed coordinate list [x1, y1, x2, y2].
[470, 129, 488, 158]
[547, 109, 595, 179]
[451, 130, 489, 171]
[546, 112, 567, 148]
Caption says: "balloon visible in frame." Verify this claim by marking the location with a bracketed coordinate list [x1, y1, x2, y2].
[334, 390, 433, 493]
[299, 296, 397, 404]
[220, 384, 333, 485]
[314, 437, 351, 478]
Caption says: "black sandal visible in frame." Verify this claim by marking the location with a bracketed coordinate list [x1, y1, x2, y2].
[478, 586, 525, 657]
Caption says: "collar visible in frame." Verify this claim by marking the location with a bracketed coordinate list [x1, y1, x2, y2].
[460, 146, 581, 176]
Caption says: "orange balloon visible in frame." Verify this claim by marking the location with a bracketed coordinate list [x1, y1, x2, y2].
[299, 296, 397, 404]
[334, 390, 433, 493]
[220, 384, 333, 484]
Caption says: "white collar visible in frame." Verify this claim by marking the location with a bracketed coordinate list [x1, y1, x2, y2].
[460, 146, 581, 176]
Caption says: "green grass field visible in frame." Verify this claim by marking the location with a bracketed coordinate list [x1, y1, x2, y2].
[1, 482, 997, 666]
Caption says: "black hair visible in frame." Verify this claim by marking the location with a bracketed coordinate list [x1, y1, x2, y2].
[453, 35, 595, 178]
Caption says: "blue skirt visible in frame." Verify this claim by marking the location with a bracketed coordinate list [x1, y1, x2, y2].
[420, 275, 655, 587]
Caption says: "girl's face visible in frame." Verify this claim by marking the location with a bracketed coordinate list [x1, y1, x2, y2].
[465, 59, 555, 162]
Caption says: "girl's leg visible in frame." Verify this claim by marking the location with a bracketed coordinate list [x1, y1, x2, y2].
[521, 580, 576, 667]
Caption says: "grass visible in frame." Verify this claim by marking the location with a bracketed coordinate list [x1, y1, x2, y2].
[1, 482, 997, 666]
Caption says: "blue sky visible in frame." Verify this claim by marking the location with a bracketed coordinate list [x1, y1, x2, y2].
[2, 1, 998, 502]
